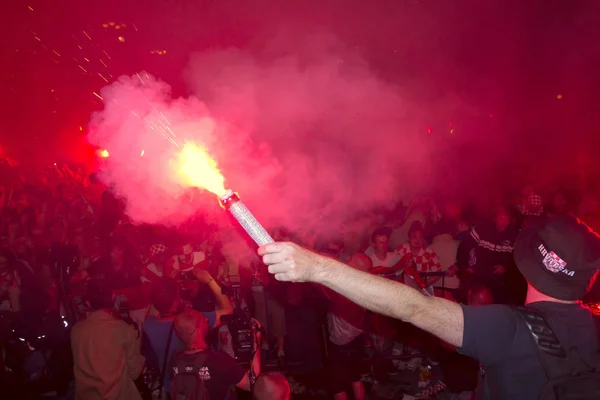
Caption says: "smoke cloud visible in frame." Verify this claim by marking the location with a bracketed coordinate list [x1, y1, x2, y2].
[87, 34, 438, 246]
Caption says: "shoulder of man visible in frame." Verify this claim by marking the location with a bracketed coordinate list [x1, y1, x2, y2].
[459, 303, 519, 365]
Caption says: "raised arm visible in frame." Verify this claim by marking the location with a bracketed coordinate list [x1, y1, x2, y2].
[192, 269, 233, 322]
[259, 242, 464, 347]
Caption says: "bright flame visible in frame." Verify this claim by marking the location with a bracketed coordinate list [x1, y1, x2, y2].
[100, 149, 110, 158]
[175, 142, 226, 196]
[140, 149, 145, 157]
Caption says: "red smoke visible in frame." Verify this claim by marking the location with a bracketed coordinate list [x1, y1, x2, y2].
[87, 35, 440, 250]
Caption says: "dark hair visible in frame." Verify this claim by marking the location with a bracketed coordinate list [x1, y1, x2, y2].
[371, 227, 392, 242]
[432, 220, 455, 237]
[408, 221, 425, 237]
[86, 280, 114, 310]
[151, 279, 179, 315]
[315, 235, 344, 253]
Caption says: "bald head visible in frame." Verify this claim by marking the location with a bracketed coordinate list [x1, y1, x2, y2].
[348, 252, 372, 272]
[468, 285, 494, 306]
[254, 373, 290, 400]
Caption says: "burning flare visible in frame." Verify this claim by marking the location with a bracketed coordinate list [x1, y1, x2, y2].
[174, 141, 226, 196]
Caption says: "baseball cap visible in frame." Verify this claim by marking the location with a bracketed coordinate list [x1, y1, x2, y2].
[513, 215, 600, 301]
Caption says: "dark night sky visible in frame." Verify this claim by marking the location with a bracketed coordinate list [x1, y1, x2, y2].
[2, 0, 600, 181]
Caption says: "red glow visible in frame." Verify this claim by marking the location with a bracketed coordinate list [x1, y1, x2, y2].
[427, 126, 432, 135]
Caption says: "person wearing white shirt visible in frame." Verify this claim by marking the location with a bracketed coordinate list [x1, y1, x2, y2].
[366, 227, 400, 269]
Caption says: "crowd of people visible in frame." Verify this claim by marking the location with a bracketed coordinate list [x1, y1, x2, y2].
[1, 161, 600, 399]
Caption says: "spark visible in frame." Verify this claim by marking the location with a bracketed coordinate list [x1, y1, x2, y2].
[168, 137, 179, 147]
[99, 59, 107, 68]
[556, 94, 563, 99]
[103, 50, 111, 59]
[133, 23, 138, 31]
[102, 24, 108, 28]
[28, 5, 34, 11]
[83, 57, 89, 62]
[166, 126, 176, 137]
[52, 50, 60, 57]
[78, 65, 88, 73]
[79, 126, 83, 131]
[98, 73, 109, 83]
[118, 36, 125, 43]
[77, 45, 83, 50]
[109, 22, 115, 27]
[82, 31, 92, 40]
[135, 72, 144, 85]
[140, 150, 145, 157]
[100, 149, 109, 158]
[115, 25, 121, 30]
[92, 92, 103, 100]
[146, 120, 157, 131]
[159, 112, 171, 126]
[34, 36, 41, 42]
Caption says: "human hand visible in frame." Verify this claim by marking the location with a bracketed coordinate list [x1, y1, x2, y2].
[258, 242, 324, 282]
[493, 265, 506, 275]
[447, 265, 458, 277]
[192, 268, 214, 284]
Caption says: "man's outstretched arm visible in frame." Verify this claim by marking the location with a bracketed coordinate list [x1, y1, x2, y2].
[259, 242, 464, 347]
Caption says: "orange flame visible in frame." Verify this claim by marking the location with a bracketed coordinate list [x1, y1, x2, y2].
[175, 142, 226, 196]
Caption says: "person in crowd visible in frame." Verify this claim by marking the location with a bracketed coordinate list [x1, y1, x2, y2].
[260, 214, 600, 400]
[389, 198, 430, 250]
[429, 222, 460, 299]
[455, 218, 471, 242]
[456, 206, 519, 303]
[87, 241, 141, 290]
[253, 372, 291, 400]
[467, 284, 494, 307]
[519, 185, 544, 215]
[167, 243, 207, 279]
[140, 243, 167, 284]
[169, 308, 260, 399]
[396, 221, 443, 289]
[546, 190, 571, 218]
[251, 229, 289, 363]
[144, 268, 233, 389]
[321, 252, 370, 400]
[577, 185, 600, 231]
[142, 279, 183, 393]
[366, 227, 400, 269]
[200, 232, 226, 280]
[252, 264, 287, 362]
[188, 267, 234, 327]
[71, 280, 145, 400]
